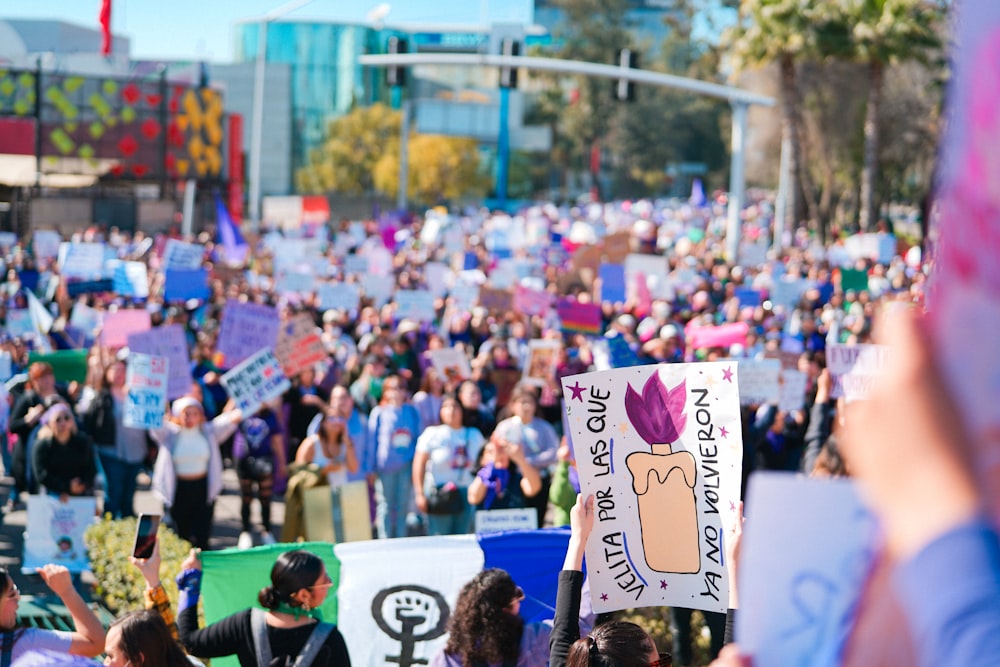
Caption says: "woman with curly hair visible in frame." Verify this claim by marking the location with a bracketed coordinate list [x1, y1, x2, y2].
[431, 568, 550, 667]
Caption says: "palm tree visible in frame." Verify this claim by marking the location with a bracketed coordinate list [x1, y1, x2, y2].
[845, 0, 944, 230]
[726, 0, 823, 235]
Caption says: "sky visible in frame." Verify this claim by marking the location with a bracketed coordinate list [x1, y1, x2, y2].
[2, 0, 535, 62]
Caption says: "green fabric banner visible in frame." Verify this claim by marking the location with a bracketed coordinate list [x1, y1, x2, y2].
[27, 349, 89, 383]
[199, 542, 339, 667]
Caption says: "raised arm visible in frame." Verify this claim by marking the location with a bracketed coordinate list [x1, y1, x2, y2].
[550, 495, 594, 667]
[38, 564, 106, 657]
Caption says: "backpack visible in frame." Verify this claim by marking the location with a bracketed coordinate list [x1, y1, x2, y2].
[250, 608, 336, 667]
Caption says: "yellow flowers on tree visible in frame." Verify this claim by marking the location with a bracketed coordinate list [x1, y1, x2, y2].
[375, 134, 489, 206]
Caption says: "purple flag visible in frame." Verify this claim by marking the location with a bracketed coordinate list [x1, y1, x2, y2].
[215, 193, 248, 265]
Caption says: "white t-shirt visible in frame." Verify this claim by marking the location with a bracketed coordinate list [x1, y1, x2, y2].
[416, 425, 484, 489]
[11, 628, 72, 662]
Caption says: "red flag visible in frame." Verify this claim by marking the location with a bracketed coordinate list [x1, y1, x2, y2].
[98, 0, 112, 55]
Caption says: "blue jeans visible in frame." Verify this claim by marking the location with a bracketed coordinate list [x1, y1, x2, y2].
[98, 450, 142, 519]
[426, 493, 472, 536]
[375, 467, 413, 539]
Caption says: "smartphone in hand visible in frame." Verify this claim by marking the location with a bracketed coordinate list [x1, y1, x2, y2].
[132, 514, 161, 559]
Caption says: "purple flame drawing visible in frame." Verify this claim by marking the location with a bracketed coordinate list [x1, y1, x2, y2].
[624, 373, 687, 445]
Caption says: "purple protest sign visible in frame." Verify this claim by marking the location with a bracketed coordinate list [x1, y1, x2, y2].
[216, 300, 280, 368]
[128, 324, 194, 400]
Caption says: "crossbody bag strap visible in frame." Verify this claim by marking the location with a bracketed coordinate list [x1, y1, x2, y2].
[1, 630, 15, 667]
[292, 622, 336, 667]
[250, 608, 273, 667]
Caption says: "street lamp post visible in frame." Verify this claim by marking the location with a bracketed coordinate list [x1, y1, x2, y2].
[247, 0, 314, 232]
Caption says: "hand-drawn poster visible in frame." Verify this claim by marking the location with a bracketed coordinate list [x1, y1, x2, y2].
[562, 362, 743, 614]
[124, 353, 168, 429]
[274, 314, 327, 378]
[220, 348, 291, 416]
[127, 324, 194, 400]
[826, 344, 890, 401]
[522, 340, 560, 387]
[428, 348, 472, 384]
[737, 472, 876, 667]
[23, 496, 97, 574]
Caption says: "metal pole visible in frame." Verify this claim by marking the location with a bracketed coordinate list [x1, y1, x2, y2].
[397, 99, 410, 211]
[390, 84, 402, 110]
[248, 19, 268, 232]
[726, 102, 748, 263]
[496, 86, 510, 208]
[773, 131, 790, 254]
[182, 178, 197, 237]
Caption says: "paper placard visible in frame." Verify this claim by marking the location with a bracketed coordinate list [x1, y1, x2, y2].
[778, 369, 809, 413]
[23, 496, 97, 574]
[513, 285, 552, 317]
[32, 230, 61, 261]
[127, 324, 193, 400]
[317, 282, 361, 314]
[216, 300, 281, 368]
[826, 344, 891, 401]
[424, 262, 451, 298]
[522, 340, 560, 387]
[474, 508, 539, 534]
[275, 270, 317, 296]
[274, 314, 327, 378]
[220, 348, 292, 416]
[734, 287, 762, 308]
[163, 268, 210, 303]
[737, 473, 875, 667]
[343, 254, 369, 277]
[59, 242, 106, 279]
[599, 264, 627, 304]
[479, 287, 513, 314]
[839, 268, 869, 294]
[111, 261, 150, 298]
[163, 239, 205, 271]
[124, 353, 168, 429]
[603, 231, 632, 263]
[101, 309, 151, 349]
[0, 352, 12, 382]
[556, 298, 602, 335]
[685, 322, 749, 351]
[769, 279, 808, 311]
[625, 254, 672, 300]
[449, 283, 480, 311]
[6, 309, 33, 338]
[428, 348, 472, 383]
[735, 358, 781, 406]
[362, 274, 394, 307]
[394, 289, 436, 323]
[562, 362, 743, 614]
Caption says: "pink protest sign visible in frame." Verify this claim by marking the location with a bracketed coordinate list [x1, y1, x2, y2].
[513, 285, 552, 317]
[684, 322, 748, 351]
[101, 310, 151, 349]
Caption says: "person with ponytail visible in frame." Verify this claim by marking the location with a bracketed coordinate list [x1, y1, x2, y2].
[551, 495, 671, 667]
[176, 549, 350, 667]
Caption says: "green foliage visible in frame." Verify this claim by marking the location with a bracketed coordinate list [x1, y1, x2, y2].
[84, 516, 192, 615]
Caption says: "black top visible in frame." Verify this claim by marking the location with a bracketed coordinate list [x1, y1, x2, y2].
[179, 606, 351, 667]
[549, 570, 584, 667]
[32, 432, 97, 496]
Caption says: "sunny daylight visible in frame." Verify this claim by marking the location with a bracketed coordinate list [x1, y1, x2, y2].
[0, 1, 994, 666]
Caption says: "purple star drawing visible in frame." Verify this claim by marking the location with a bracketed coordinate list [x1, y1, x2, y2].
[568, 381, 586, 402]
[600, 593, 609, 601]
[719, 425, 729, 438]
[660, 580, 668, 589]
[722, 366, 734, 383]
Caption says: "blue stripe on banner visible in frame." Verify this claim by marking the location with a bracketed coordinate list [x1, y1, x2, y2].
[478, 528, 571, 622]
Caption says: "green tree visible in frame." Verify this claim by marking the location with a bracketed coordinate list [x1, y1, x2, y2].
[295, 103, 401, 195]
[837, 0, 944, 230]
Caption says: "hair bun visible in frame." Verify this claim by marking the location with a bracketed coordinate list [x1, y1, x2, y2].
[258, 586, 281, 610]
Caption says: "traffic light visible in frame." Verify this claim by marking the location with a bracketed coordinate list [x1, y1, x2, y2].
[499, 38, 520, 89]
[614, 48, 638, 102]
[387, 36, 407, 87]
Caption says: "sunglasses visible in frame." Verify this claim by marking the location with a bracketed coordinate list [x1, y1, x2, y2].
[648, 653, 672, 667]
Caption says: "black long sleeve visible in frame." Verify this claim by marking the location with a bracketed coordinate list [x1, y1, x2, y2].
[550, 570, 585, 667]
[800, 399, 834, 474]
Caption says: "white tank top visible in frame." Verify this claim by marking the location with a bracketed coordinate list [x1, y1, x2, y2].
[173, 429, 210, 477]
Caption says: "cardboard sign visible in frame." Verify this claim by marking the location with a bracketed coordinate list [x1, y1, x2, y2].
[58, 242, 106, 279]
[606, 333, 640, 369]
[124, 353, 168, 429]
[216, 300, 281, 368]
[163, 239, 205, 270]
[163, 268, 210, 302]
[603, 231, 632, 263]
[274, 314, 327, 378]
[424, 262, 451, 298]
[769, 279, 808, 311]
[275, 270, 317, 296]
[562, 362, 743, 614]
[513, 285, 552, 317]
[449, 283, 480, 311]
[127, 324, 193, 400]
[428, 347, 472, 383]
[22, 496, 97, 574]
[839, 268, 869, 294]
[479, 287, 513, 314]
[474, 508, 539, 534]
[737, 473, 875, 667]
[343, 254, 369, 276]
[685, 322, 749, 351]
[220, 348, 291, 416]
[826, 344, 891, 401]
[101, 309, 151, 349]
[522, 339, 560, 387]
[111, 261, 150, 298]
[32, 230, 61, 261]
[734, 287, 762, 308]
[778, 369, 809, 413]
[599, 264, 627, 304]
[361, 274, 394, 307]
[735, 358, 781, 406]
[625, 253, 672, 300]
[317, 282, 361, 314]
[556, 298, 602, 336]
[395, 290, 436, 323]
[0, 352, 11, 382]
[5, 309, 33, 338]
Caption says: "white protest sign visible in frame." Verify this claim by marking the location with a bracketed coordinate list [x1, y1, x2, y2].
[0, 352, 11, 382]
[344, 255, 369, 276]
[826, 344, 891, 401]
[109, 260, 150, 298]
[428, 348, 472, 383]
[127, 324, 193, 400]
[522, 339, 560, 387]
[6, 309, 34, 338]
[124, 353, 168, 429]
[22, 496, 97, 574]
[735, 358, 781, 406]
[394, 289, 436, 323]
[58, 242, 106, 279]
[220, 348, 291, 415]
[317, 282, 361, 314]
[562, 362, 743, 614]
[424, 262, 451, 298]
[274, 314, 327, 378]
[275, 270, 316, 296]
[474, 508, 538, 534]
[769, 279, 808, 311]
[0, 232, 17, 248]
[778, 369, 809, 413]
[33, 230, 61, 261]
[163, 239, 205, 270]
[737, 472, 876, 667]
[449, 283, 480, 311]
[625, 253, 673, 299]
[362, 274, 394, 307]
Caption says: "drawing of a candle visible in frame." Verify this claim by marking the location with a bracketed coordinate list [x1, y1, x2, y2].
[624, 372, 699, 574]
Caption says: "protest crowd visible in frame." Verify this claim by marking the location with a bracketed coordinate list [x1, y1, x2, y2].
[0, 193, 991, 667]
